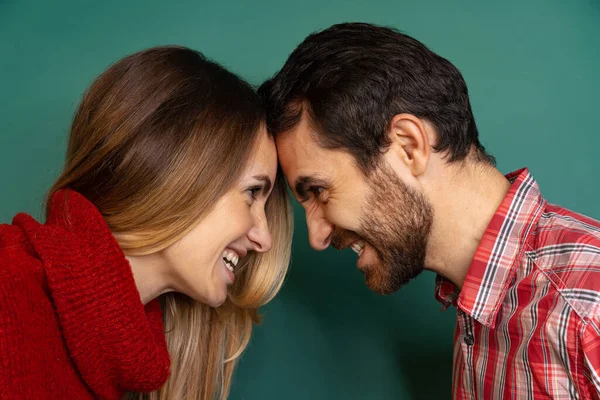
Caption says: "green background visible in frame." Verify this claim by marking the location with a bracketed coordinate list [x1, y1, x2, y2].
[1, 1, 599, 399]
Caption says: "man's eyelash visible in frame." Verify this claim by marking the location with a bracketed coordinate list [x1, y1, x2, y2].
[310, 186, 324, 195]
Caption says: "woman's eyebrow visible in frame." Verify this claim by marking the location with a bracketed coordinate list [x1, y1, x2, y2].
[252, 175, 272, 195]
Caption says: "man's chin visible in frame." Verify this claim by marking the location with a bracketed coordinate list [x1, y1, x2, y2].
[362, 266, 401, 295]
[362, 263, 423, 295]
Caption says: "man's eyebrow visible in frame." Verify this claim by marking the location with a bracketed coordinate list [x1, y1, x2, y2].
[294, 176, 329, 202]
[253, 175, 272, 195]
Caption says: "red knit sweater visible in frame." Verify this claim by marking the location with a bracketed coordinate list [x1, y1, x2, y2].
[0, 190, 171, 399]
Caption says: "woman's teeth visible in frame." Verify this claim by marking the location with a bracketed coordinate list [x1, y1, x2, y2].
[222, 250, 239, 272]
[350, 240, 365, 256]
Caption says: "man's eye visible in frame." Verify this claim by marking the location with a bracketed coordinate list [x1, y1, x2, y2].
[310, 187, 325, 198]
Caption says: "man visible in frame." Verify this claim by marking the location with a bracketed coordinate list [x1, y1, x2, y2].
[259, 22, 600, 399]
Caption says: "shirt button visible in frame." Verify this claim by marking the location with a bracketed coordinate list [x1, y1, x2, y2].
[464, 334, 475, 346]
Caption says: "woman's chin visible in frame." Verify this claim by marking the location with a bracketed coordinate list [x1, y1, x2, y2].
[202, 286, 229, 308]
[208, 295, 227, 308]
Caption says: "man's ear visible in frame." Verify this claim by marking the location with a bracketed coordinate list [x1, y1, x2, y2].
[384, 113, 431, 177]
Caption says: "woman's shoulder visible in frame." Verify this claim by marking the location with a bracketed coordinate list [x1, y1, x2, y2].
[0, 219, 47, 293]
[0, 217, 55, 341]
[0, 221, 93, 398]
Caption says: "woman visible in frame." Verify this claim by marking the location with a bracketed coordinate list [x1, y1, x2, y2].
[0, 46, 292, 399]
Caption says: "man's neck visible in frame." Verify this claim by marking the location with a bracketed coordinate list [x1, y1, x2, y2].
[424, 161, 511, 289]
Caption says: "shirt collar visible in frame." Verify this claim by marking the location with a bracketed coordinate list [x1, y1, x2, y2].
[435, 168, 546, 328]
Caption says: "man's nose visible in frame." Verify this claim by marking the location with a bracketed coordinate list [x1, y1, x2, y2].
[306, 214, 333, 251]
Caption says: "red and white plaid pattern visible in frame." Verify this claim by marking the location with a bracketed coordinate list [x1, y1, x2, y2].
[436, 168, 600, 399]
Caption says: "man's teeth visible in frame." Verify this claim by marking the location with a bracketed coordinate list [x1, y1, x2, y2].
[350, 240, 366, 256]
[222, 250, 239, 272]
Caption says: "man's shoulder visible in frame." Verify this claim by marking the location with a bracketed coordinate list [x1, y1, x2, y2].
[528, 204, 600, 323]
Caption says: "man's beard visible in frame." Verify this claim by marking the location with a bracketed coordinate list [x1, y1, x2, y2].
[331, 163, 433, 295]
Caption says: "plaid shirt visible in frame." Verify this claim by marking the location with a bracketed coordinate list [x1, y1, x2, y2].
[436, 168, 600, 399]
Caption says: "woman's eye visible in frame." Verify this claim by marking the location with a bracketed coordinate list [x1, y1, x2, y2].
[246, 187, 262, 202]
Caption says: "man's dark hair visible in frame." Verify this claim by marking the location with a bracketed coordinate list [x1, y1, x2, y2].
[259, 22, 494, 172]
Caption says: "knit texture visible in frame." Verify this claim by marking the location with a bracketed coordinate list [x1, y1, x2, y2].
[0, 189, 170, 399]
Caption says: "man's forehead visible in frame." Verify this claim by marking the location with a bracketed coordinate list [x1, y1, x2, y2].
[275, 122, 323, 172]
[274, 116, 353, 186]
[276, 118, 316, 148]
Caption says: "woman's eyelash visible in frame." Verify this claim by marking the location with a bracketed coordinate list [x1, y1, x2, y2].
[247, 186, 263, 199]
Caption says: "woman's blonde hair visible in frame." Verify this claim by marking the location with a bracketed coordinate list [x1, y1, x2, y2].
[47, 46, 293, 399]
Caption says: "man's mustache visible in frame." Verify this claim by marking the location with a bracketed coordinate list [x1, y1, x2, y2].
[330, 228, 363, 250]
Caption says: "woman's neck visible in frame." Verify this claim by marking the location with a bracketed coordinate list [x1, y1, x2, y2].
[126, 253, 172, 304]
